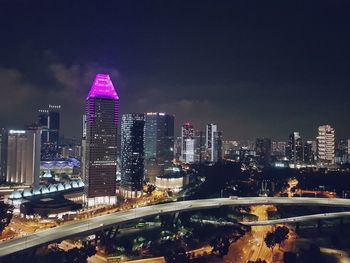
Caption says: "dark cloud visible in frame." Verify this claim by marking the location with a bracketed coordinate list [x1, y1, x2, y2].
[0, 0, 350, 140]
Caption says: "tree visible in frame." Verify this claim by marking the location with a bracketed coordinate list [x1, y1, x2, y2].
[146, 184, 156, 195]
[210, 236, 230, 257]
[264, 231, 276, 251]
[274, 226, 289, 248]
[82, 241, 96, 258]
[264, 226, 289, 251]
[164, 247, 189, 263]
[0, 202, 13, 234]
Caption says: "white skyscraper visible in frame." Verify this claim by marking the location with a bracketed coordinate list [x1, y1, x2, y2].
[206, 123, 218, 162]
[184, 138, 195, 163]
[6, 129, 41, 187]
[181, 123, 195, 163]
[317, 125, 335, 164]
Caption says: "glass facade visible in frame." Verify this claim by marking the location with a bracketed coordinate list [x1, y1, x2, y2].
[144, 112, 174, 166]
[121, 113, 145, 194]
[38, 105, 61, 160]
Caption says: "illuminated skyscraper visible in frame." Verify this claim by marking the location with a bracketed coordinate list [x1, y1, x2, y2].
[285, 132, 303, 166]
[38, 105, 61, 160]
[120, 113, 145, 198]
[317, 125, 335, 164]
[6, 129, 41, 187]
[206, 124, 217, 162]
[205, 124, 223, 162]
[84, 74, 119, 206]
[144, 112, 174, 166]
[181, 123, 195, 163]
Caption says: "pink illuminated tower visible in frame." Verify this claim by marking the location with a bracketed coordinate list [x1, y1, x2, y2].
[84, 74, 119, 206]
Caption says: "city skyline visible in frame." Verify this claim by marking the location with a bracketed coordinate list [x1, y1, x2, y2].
[1, 1, 350, 140]
[2, 2, 350, 263]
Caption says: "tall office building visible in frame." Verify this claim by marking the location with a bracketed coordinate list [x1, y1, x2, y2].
[335, 139, 348, 164]
[197, 130, 206, 163]
[38, 105, 61, 160]
[6, 129, 41, 187]
[205, 124, 222, 162]
[303, 141, 315, 164]
[120, 113, 145, 198]
[0, 129, 8, 184]
[317, 125, 335, 164]
[217, 131, 223, 161]
[181, 123, 195, 163]
[144, 112, 174, 166]
[84, 74, 119, 206]
[255, 138, 272, 164]
[174, 136, 182, 160]
[286, 132, 303, 166]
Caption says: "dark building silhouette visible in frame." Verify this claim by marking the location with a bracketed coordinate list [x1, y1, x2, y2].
[121, 113, 145, 198]
[255, 138, 272, 164]
[304, 141, 315, 164]
[0, 128, 7, 184]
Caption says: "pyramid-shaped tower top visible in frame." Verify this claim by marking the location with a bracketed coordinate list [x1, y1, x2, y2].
[86, 74, 119, 100]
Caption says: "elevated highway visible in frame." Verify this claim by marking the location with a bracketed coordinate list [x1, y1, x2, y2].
[1, 197, 350, 257]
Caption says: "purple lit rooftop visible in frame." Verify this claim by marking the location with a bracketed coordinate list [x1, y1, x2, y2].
[86, 74, 119, 100]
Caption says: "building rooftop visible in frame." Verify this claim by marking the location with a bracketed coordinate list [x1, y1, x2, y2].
[86, 74, 119, 100]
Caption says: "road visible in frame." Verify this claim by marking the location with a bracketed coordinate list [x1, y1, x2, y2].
[1, 196, 350, 257]
[243, 211, 350, 226]
[224, 205, 278, 263]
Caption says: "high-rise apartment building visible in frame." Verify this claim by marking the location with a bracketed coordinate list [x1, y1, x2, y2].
[144, 112, 174, 166]
[6, 129, 41, 187]
[317, 125, 335, 164]
[120, 113, 145, 198]
[84, 74, 119, 206]
[286, 132, 303, 166]
[0, 129, 8, 184]
[38, 105, 61, 160]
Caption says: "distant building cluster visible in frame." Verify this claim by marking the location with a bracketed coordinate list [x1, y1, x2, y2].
[222, 124, 347, 168]
[1, 72, 349, 210]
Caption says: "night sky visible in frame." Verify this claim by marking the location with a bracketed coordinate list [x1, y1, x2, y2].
[1, 0, 350, 140]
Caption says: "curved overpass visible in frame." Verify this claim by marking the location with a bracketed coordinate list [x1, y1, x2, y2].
[244, 211, 350, 226]
[1, 197, 350, 257]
